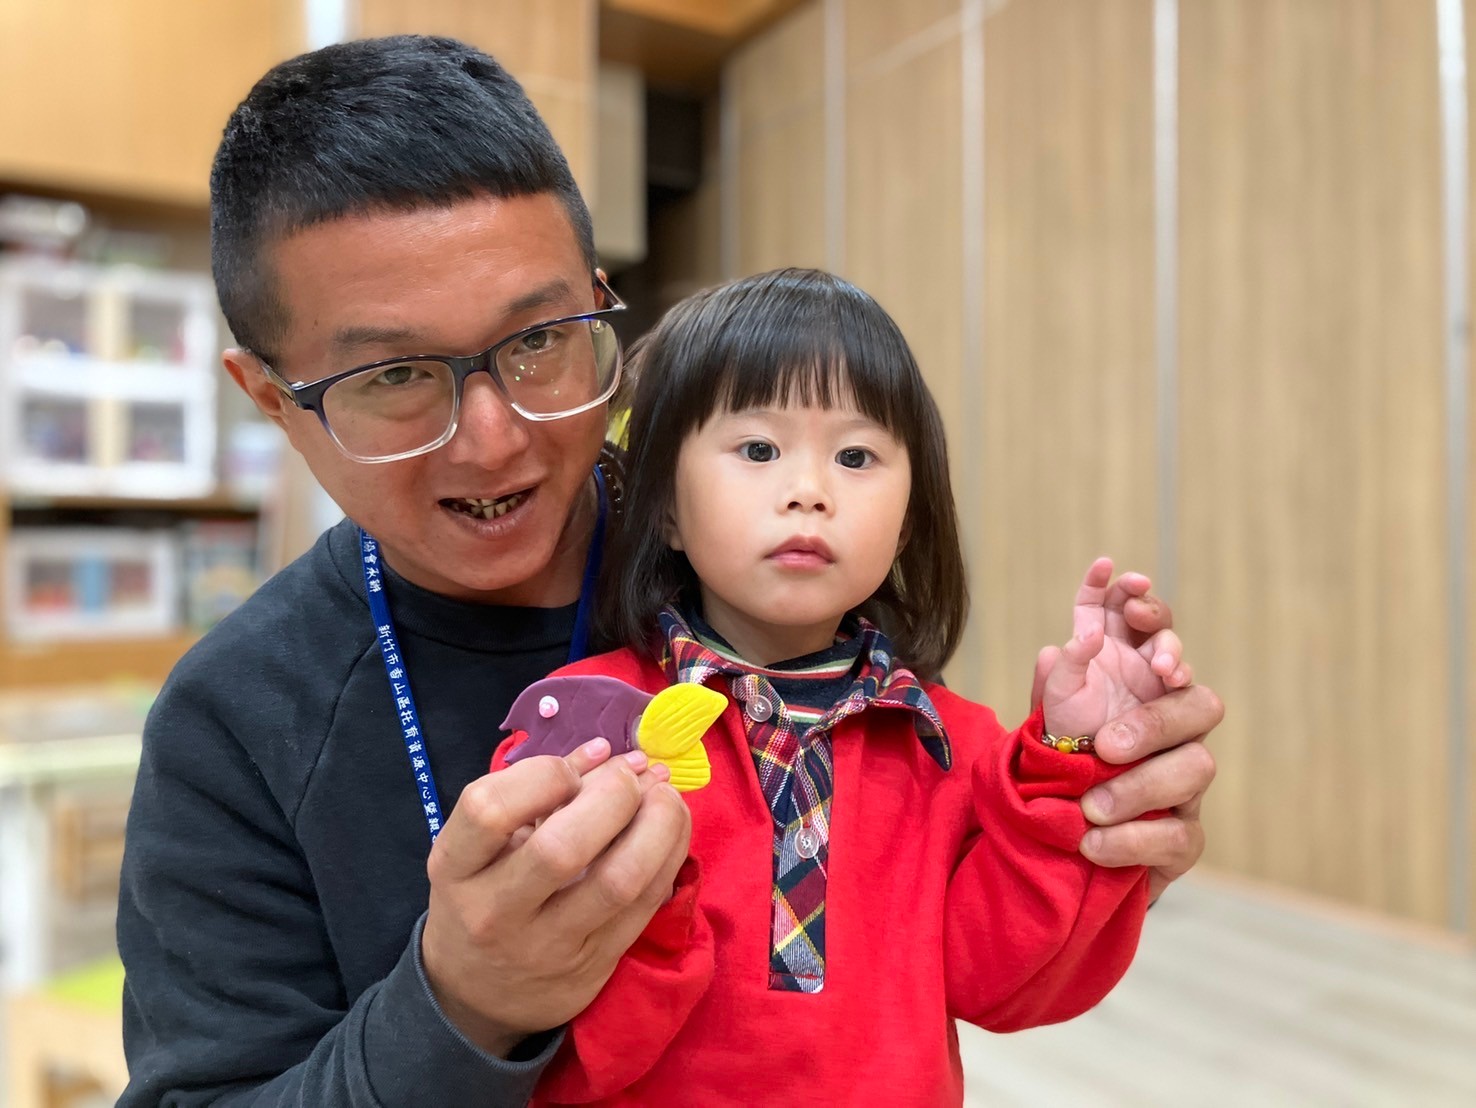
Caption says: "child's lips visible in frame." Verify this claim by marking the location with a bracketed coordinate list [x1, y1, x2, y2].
[768, 536, 835, 565]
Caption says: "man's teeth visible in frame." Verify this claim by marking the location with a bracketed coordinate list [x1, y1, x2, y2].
[448, 493, 526, 519]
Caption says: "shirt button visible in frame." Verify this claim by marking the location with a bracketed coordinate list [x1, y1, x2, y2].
[746, 695, 774, 723]
[795, 825, 822, 859]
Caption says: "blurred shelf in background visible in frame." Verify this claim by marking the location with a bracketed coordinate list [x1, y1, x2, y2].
[0, 255, 277, 689]
[0, 684, 149, 992]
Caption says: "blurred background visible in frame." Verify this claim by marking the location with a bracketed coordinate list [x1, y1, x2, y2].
[0, 0, 1472, 1105]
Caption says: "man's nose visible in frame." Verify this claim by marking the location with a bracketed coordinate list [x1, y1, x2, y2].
[443, 371, 530, 465]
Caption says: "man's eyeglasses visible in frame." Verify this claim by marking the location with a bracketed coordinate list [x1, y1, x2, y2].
[258, 276, 626, 463]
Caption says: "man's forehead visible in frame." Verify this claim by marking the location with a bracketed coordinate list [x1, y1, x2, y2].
[263, 195, 590, 359]
[325, 277, 581, 355]
[266, 192, 583, 287]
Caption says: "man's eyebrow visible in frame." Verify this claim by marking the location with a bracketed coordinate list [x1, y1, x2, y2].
[328, 278, 583, 355]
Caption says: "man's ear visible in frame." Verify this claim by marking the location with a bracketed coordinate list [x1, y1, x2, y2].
[223, 348, 293, 430]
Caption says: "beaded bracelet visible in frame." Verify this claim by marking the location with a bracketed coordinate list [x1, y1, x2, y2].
[1043, 733, 1095, 754]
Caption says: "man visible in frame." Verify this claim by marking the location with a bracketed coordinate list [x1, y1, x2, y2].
[117, 34, 1222, 1106]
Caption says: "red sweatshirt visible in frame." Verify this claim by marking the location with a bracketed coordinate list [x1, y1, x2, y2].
[494, 648, 1149, 1107]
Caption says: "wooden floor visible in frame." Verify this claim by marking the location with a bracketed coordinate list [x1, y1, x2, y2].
[959, 873, 1476, 1107]
[3, 872, 1471, 1106]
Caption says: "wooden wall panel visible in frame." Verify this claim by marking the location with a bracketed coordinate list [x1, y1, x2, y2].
[845, 0, 960, 72]
[736, 114, 829, 274]
[974, 0, 1157, 721]
[844, 31, 968, 612]
[721, 0, 1468, 934]
[0, 0, 303, 207]
[728, 0, 826, 124]
[1466, 0, 1476, 942]
[356, 0, 598, 200]
[729, 1, 828, 274]
[1179, 0, 1449, 926]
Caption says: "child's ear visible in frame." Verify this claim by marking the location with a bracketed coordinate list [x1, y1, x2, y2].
[664, 510, 685, 552]
[894, 516, 912, 558]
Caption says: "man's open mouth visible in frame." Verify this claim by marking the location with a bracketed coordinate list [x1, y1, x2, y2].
[442, 492, 528, 520]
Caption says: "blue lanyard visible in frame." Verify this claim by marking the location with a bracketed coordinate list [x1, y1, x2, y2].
[360, 467, 608, 843]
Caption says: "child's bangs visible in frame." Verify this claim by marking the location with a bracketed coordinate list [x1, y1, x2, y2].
[697, 284, 913, 435]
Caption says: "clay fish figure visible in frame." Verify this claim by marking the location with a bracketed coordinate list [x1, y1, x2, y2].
[501, 675, 726, 791]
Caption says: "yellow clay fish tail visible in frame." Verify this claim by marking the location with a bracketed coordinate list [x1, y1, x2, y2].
[636, 683, 726, 792]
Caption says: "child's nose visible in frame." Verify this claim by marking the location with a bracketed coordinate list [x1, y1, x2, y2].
[784, 461, 831, 513]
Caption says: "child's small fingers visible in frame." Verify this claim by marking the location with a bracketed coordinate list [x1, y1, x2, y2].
[1041, 626, 1103, 708]
[1031, 644, 1061, 710]
[1103, 568, 1151, 637]
[1062, 625, 1105, 663]
[1112, 572, 1152, 598]
[1167, 662, 1194, 688]
[1076, 557, 1114, 600]
[1139, 628, 1182, 668]
[1072, 559, 1112, 646]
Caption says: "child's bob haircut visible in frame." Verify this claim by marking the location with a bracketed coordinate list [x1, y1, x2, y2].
[599, 267, 969, 680]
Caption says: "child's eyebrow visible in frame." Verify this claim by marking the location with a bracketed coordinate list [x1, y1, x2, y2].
[714, 406, 894, 435]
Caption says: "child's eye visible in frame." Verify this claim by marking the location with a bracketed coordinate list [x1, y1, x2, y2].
[741, 441, 777, 462]
[836, 448, 873, 469]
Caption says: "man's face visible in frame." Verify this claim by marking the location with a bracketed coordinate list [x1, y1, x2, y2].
[226, 193, 608, 606]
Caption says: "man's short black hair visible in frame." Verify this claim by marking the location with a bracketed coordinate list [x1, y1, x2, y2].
[210, 34, 596, 358]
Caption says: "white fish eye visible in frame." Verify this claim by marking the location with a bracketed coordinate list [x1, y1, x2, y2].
[538, 695, 559, 718]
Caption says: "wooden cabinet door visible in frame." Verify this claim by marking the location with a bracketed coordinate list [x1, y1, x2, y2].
[0, 0, 303, 207]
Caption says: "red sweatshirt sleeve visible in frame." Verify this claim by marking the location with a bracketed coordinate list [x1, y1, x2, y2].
[489, 737, 717, 1104]
[943, 707, 1151, 1031]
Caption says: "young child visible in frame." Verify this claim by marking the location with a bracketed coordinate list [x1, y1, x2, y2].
[493, 268, 1193, 1106]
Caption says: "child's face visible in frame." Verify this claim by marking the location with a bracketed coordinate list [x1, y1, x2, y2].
[667, 395, 911, 665]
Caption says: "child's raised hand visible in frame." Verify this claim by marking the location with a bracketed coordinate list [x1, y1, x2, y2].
[1038, 557, 1193, 743]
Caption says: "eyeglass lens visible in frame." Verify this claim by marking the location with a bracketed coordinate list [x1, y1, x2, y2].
[319, 317, 619, 460]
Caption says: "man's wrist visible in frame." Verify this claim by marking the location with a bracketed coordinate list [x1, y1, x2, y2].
[415, 913, 551, 1061]
[431, 989, 529, 1060]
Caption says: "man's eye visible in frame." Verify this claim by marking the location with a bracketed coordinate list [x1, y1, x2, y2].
[741, 442, 776, 462]
[517, 328, 557, 354]
[373, 363, 421, 386]
[837, 448, 872, 469]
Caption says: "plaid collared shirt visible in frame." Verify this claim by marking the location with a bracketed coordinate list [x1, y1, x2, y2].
[658, 605, 951, 992]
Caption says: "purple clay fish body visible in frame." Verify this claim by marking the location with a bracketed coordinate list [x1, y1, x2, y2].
[501, 675, 653, 763]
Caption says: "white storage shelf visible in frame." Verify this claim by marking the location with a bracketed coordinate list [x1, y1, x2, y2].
[0, 258, 218, 499]
[4, 527, 180, 642]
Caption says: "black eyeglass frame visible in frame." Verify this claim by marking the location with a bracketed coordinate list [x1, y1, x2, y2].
[256, 274, 626, 464]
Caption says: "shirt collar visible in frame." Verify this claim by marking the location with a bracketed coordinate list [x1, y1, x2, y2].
[657, 604, 952, 771]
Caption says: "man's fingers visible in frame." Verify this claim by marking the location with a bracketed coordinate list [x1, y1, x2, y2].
[583, 809, 693, 963]
[1093, 683, 1224, 763]
[429, 755, 581, 884]
[500, 757, 650, 902]
[1123, 591, 1173, 637]
[1081, 740, 1216, 825]
[564, 737, 614, 776]
[546, 781, 691, 938]
[1079, 815, 1204, 875]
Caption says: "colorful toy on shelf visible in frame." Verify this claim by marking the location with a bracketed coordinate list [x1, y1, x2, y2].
[501, 675, 726, 792]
